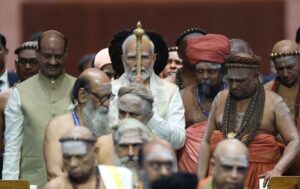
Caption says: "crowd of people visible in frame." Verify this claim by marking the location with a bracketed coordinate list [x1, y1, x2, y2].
[0, 24, 299, 189]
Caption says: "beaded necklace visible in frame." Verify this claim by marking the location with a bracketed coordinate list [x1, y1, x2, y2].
[272, 78, 300, 125]
[71, 167, 100, 189]
[222, 83, 265, 145]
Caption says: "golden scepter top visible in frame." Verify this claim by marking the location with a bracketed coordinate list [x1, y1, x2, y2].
[133, 21, 145, 78]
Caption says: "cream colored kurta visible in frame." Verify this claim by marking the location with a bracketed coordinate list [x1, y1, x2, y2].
[3, 72, 75, 189]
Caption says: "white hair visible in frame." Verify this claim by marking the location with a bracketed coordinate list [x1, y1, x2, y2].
[122, 34, 155, 55]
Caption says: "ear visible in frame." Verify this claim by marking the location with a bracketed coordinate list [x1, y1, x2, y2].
[63, 50, 68, 59]
[78, 88, 88, 104]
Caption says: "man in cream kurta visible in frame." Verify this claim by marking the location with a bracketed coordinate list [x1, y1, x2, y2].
[2, 30, 76, 189]
[109, 32, 185, 150]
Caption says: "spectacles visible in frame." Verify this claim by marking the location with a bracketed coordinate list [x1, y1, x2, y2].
[17, 58, 38, 66]
[87, 90, 115, 104]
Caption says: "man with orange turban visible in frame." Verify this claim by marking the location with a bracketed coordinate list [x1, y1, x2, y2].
[178, 34, 229, 174]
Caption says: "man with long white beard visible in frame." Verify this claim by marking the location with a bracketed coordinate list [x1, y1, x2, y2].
[44, 68, 113, 180]
[112, 118, 152, 188]
[109, 28, 185, 150]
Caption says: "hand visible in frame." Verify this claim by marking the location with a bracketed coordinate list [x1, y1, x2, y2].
[259, 168, 283, 188]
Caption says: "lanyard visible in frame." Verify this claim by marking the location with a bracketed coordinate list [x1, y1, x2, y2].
[72, 110, 80, 126]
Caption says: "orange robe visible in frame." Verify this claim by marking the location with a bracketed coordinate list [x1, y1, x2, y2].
[269, 80, 300, 176]
[210, 131, 283, 189]
[178, 121, 207, 174]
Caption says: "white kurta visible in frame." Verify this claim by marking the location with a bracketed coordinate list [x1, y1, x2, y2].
[110, 73, 186, 149]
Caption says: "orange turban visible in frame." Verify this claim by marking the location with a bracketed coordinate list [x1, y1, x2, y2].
[186, 34, 230, 65]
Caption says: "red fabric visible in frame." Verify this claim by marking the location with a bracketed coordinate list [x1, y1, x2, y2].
[178, 121, 207, 174]
[186, 34, 230, 65]
[210, 131, 282, 189]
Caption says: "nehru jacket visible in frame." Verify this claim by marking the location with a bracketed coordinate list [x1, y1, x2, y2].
[2, 72, 75, 189]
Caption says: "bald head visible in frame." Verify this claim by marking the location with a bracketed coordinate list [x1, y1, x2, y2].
[272, 40, 300, 54]
[211, 139, 248, 189]
[214, 139, 248, 159]
[79, 68, 110, 85]
[38, 30, 67, 52]
[72, 68, 111, 104]
[140, 140, 177, 183]
[60, 126, 96, 142]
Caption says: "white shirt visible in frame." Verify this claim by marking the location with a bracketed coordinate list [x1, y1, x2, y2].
[0, 70, 9, 92]
[110, 73, 186, 149]
[2, 88, 22, 179]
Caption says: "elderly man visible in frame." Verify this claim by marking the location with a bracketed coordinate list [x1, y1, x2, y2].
[178, 34, 229, 174]
[198, 53, 300, 189]
[265, 40, 300, 175]
[138, 139, 177, 189]
[45, 126, 132, 189]
[198, 139, 248, 189]
[113, 118, 152, 188]
[117, 84, 154, 125]
[0, 41, 39, 179]
[3, 30, 76, 188]
[94, 48, 115, 80]
[110, 28, 185, 149]
[159, 46, 183, 84]
[44, 68, 113, 179]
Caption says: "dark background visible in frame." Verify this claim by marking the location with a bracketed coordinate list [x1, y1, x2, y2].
[21, 0, 284, 77]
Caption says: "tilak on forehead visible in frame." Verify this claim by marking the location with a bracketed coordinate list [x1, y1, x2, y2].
[270, 40, 300, 60]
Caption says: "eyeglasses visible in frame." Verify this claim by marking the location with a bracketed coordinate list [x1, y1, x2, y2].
[17, 58, 38, 66]
[87, 90, 115, 104]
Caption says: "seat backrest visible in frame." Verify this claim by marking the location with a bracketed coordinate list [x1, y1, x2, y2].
[0, 180, 30, 189]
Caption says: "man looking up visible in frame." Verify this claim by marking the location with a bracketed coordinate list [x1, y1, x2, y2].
[198, 53, 300, 189]
[110, 28, 185, 150]
[3, 30, 76, 188]
[265, 40, 300, 175]
[178, 34, 229, 174]
[198, 139, 248, 189]
[44, 68, 113, 179]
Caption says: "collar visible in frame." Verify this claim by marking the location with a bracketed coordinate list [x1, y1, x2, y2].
[0, 69, 8, 82]
[38, 71, 66, 86]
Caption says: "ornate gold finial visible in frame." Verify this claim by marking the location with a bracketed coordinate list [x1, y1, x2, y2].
[133, 21, 145, 78]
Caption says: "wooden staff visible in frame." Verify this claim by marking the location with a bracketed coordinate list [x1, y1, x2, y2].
[133, 21, 145, 78]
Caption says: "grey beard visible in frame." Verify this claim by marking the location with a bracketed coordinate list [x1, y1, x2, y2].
[82, 100, 111, 137]
[124, 66, 152, 82]
[197, 80, 222, 100]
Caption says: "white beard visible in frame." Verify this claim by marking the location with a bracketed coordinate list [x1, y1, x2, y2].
[124, 65, 153, 82]
[82, 99, 111, 137]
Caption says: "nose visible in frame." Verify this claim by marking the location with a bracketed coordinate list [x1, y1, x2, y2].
[282, 68, 289, 77]
[49, 55, 57, 65]
[203, 71, 210, 80]
[25, 63, 32, 69]
[128, 145, 134, 156]
[231, 81, 239, 89]
[69, 157, 79, 168]
[103, 99, 110, 108]
[230, 168, 238, 179]
[160, 166, 170, 177]
[124, 112, 132, 119]
[170, 61, 177, 69]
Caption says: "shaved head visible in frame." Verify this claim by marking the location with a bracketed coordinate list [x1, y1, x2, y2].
[79, 68, 110, 85]
[211, 139, 248, 189]
[230, 38, 253, 55]
[60, 126, 96, 141]
[272, 40, 300, 54]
